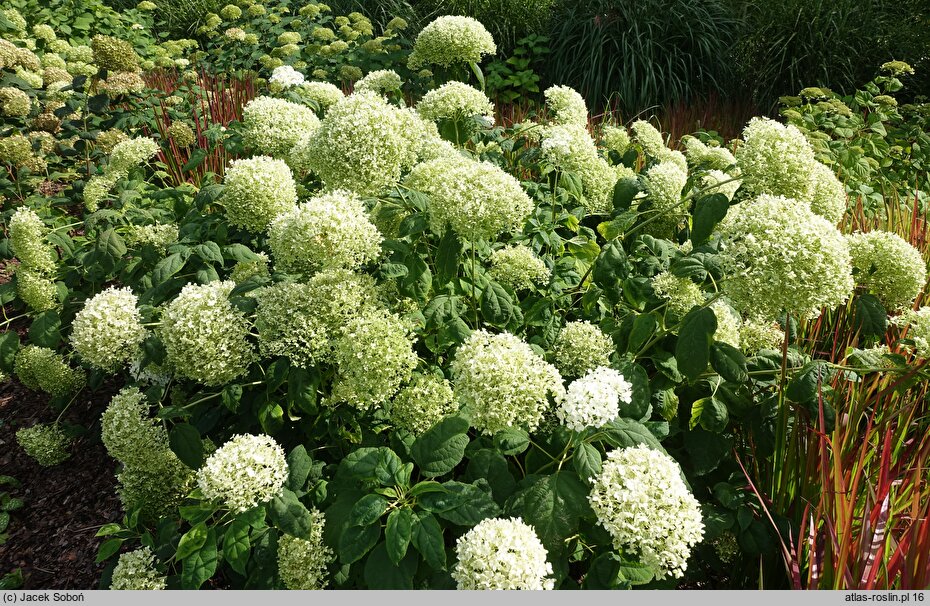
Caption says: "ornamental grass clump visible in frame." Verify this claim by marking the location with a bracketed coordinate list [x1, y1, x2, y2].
[16, 424, 71, 467]
[197, 434, 288, 513]
[241, 96, 320, 160]
[847, 230, 926, 311]
[718, 194, 854, 320]
[110, 548, 166, 590]
[404, 154, 533, 241]
[589, 445, 704, 579]
[267, 190, 382, 274]
[159, 281, 255, 386]
[558, 367, 633, 431]
[452, 517, 554, 590]
[221, 156, 298, 233]
[276, 511, 334, 590]
[70, 287, 147, 372]
[550, 320, 613, 378]
[451, 330, 564, 435]
[407, 16, 496, 71]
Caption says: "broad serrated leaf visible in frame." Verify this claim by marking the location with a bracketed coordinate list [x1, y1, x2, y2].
[690, 397, 729, 432]
[385, 507, 413, 565]
[286, 445, 313, 493]
[675, 306, 717, 381]
[363, 542, 417, 589]
[410, 416, 469, 478]
[690, 193, 730, 244]
[176, 523, 208, 560]
[181, 528, 217, 589]
[411, 511, 446, 570]
[852, 293, 888, 337]
[339, 523, 380, 564]
[573, 442, 602, 482]
[435, 228, 461, 285]
[507, 471, 589, 554]
[710, 341, 749, 383]
[223, 518, 251, 575]
[28, 311, 61, 348]
[169, 423, 204, 470]
[267, 489, 315, 538]
[481, 281, 514, 326]
[493, 428, 530, 455]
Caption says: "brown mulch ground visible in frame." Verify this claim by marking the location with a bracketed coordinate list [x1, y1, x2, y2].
[0, 374, 122, 589]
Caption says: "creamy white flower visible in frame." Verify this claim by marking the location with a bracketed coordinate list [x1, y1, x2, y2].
[558, 367, 632, 431]
[197, 434, 288, 513]
[452, 517, 554, 590]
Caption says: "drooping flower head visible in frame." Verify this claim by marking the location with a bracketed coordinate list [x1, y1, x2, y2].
[16, 423, 71, 466]
[222, 155, 298, 233]
[197, 434, 288, 513]
[159, 281, 255, 386]
[9, 207, 56, 274]
[718, 194, 854, 320]
[408, 16, 496, 70]
[452, 517, 554, 590]
[108, 137, 160, 173]
[110, 547, 166, 590]
[70, 286, 147, 371]
[589, 445, 704, 578]
[13, 345, 85, 397]
[451, 330, 564, 435]
[277, 511, 335, 590]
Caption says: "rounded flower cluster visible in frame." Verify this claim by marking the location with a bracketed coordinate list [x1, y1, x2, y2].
[895, 307, 930, 358]
[702, 169, 741, 202]
[98, 71, 146, 97]
[711, 299, 742, 348]
[451, 330, 564, 435]
[83, 172, 123, 212]
[241, 96, 320, 159]
[390, 372, 457, 435]
[652, 271, 703, 318]
[631, 120, 666, 158]
[405, 154, 533, 241]
[268, 190, 382, 274]
[301, 91, 422, 196]
[109, 137, 160, 173]
[807, 162, 846, 223]
[601, 125, 630, 155]
[550, 320, 613, 378]
[847, 230, 927, 310]
[295, 81, 343, 111]
[589, 445, 704, 578]
[277, 510, 334, 590]
[16, 269, 57, 312]
[125, 223, 179, 250]
[70, 286, 147, 371]
[558, 367, 633, 431]
[254, 270, 376, 367]
[96, 129, 129, 153]
[735, 117, 816, 201]
[159, 281, 255, 386]
[0, 87, 30, 117]
[222, 156, 298, 232]
[539, 124, 618, 214]
[544, 85, 588, 127]
[488, 245, 550, 291]
[331, 308, 418, 409]
[91, 35, 140, 71]
[267, 66, 304, 91]
[14, 345, 85, 397]
[9, 207, 56, 274]
[452, 517, 554, 590]
[644, 160, 688, 212]
[416, 81, 494, 124]
[101, 387, 170, 468]
[354, 69, 403, 94]
[408, 16, 496, 70]
[719, 194, 854, 320]
[16, 424, 71, 467]
[110, 547, 166, 590]
[167, 121, 196, 148]
[219, 3, 242, 19]
[739, 318, 785, 353]
[197, 434, 288, 513]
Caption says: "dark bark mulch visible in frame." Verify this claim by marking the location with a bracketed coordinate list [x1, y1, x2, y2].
[0, 378, 122, 589]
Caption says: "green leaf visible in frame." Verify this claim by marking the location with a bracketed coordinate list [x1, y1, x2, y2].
[0, 331, 19, 372]
[223, 244, 262, 263]
[385, 507, 413, 565]
[285, 445, 313, 493]
[194, 241, 224, 264]
[626, 313, 657, 354]
[690, 193, 730, 244]
[348, 494, 389, 527]
[339, 523, 380, 564]
[337, 447, 404, 487]
[675, 306, 717, 381]
[573, 442, 602, 482]
[183, 149, 208, 172]
[690, 397, 729, 432]
[409, 481, 447, 498]
[287, 367, 319, 415]
[710, 342, 749, 383]
[87, 94, 109, 114]
[176, 523, 208, 560]
[853, 293, 888, 337]
[493, 428, 530, 455]
[169, 423, 204, 470]
[411, 511, 446, 571]
[617, 558, 655, 585]
[507, 471, 590, 554]
[380, 262, 409, 279]
[95, 538, 123, 563]
[94, 523, 121, 537]
[618, 361, 651, 420]
[419, 481, 500, 525]
[462, 449, 516, 506]
[600, 418, 665, 451]
[28, 311, 61, 348]
[267, 488, 315, 538]
[435, 227, 461, 286]
[786, 361, 832, 404]
[612, 177, 641, 211]
[151, 252, 186, 284]
[223, 518, 251, 576]
[181, 528, 217, 589]
[364, 542, 417, 589]
[221, 384, 242, 412]
[481, 281, 514, 326]
[410, 415, 470, 478]
[592, 240, 631, 304]
[96, 229, 127, 257]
